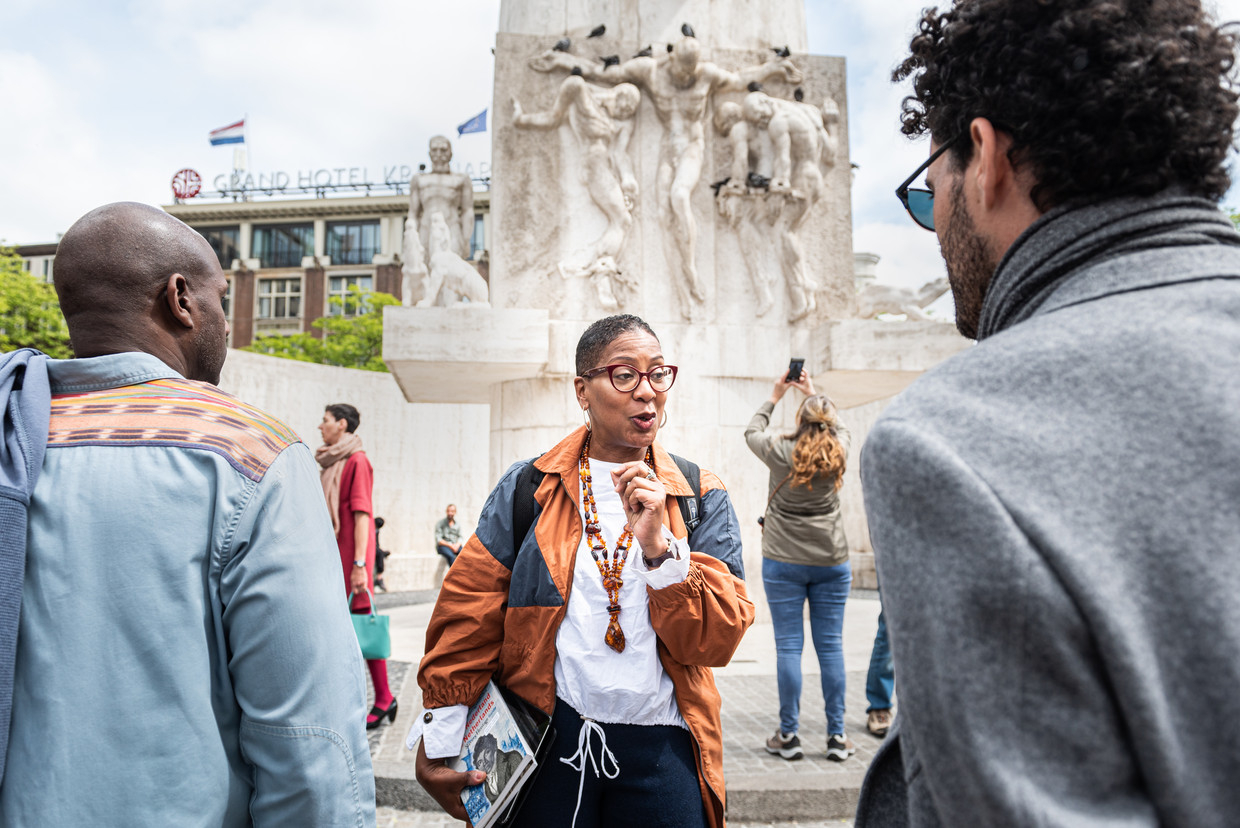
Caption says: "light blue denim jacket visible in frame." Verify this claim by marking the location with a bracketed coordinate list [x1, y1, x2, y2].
[1, 353, 376, 826]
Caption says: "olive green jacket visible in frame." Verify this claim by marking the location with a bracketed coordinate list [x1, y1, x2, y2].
[745, 401, 851, 567]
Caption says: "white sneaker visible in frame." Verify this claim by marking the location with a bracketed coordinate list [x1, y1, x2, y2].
[764, 731, 804, 760]
[826, 733, 856, 761]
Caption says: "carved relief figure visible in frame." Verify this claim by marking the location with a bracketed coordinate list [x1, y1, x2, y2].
[714, 101, 777, 315]
[715, 90, 840, 321]
[513, 76, 641, 309]
[532, 34, 802, 313]
[401, 136, 475, 306]
[856, 277, 950, 321]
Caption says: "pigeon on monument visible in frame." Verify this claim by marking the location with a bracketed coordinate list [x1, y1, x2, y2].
[794, 87, 804, 101]
[588, 24, 606, 38]
[747, 171, 771, 190]
[681, 22, 695, 37]
[553, 37, 571, 52]
[633, 44, 653, 58]
[600, 55, 620, 68]
[772, 45, 791, 57]
[747, 81, 763, 92]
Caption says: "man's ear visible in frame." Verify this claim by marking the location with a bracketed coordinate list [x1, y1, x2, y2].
[968, 117, 1017, 212]
[164, 273, 194, 330]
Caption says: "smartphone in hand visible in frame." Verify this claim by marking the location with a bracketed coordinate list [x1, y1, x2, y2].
[786, 358, 805, 383]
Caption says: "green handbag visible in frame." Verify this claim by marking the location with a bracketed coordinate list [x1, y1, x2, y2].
[350, 588, 391, 660]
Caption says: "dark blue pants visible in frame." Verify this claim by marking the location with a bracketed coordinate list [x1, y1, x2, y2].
[436, 543, 457, 567]
[509, 698, 707, 828]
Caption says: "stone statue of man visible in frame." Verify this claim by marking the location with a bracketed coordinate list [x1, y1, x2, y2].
[402, 136, 475, 304]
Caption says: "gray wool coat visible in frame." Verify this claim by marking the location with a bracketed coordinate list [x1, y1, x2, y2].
[856, 196, 1240, 827]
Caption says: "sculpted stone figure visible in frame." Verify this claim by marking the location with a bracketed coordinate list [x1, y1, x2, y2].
[401, 136, 475, 306]
[715, 91, 839, 320]
[532, 35, 803, 313]
[426, 213, 489, 307]
[713, 101, 777, 315]
[513, 76, 641, 309]
[856, 277, 950, 321]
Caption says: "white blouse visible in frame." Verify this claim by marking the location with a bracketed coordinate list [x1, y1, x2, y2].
[552, 457, 689, 728]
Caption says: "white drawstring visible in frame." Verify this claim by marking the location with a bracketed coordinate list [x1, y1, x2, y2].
[559, 716, 620, 828]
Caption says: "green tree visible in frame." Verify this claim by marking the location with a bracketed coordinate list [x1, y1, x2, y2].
[0, 247, 72, 358]
[245, 287, 399, 372]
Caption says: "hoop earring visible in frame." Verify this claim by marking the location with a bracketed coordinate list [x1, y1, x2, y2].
[659, 410, 668, 428]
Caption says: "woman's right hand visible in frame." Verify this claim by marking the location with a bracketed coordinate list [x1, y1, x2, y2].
[790, 372, 816, 397]
[415, 740, 485, 821]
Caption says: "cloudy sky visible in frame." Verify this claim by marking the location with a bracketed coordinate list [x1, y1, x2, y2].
[3, 0, 1239, 292]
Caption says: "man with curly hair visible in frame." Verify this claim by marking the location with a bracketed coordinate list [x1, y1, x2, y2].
[857, 1, 1240, 825]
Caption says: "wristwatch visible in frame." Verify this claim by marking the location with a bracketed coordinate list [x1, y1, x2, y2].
[643, 550, 674, 568]
[353, 559, 366, 567]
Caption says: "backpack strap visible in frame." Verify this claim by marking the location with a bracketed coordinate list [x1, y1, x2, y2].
[512, 457, 547, 551]
[669, 453, 703, 535]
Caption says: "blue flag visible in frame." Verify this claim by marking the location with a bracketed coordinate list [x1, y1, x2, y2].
[457, 109, 487, 136]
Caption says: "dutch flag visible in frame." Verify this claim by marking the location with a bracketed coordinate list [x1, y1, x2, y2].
[209, 120, 245, 146]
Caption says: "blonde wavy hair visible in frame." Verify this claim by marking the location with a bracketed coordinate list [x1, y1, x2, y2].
[787, 394, 846, 490]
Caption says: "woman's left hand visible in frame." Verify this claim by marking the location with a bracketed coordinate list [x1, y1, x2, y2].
[612, 461, 668, 557]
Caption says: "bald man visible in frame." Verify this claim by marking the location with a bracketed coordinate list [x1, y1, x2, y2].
[0, 203, 376, 826]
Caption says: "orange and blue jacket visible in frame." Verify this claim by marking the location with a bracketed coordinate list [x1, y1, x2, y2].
[418, 425, 755, 827]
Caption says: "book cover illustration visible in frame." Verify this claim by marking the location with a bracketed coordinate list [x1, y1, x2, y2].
[450, 681, 538, 828]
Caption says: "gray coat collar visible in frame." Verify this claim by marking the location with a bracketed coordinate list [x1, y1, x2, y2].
[978, 191, 1240, 339]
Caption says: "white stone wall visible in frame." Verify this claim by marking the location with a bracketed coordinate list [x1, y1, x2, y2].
[218, 349, 491, 591]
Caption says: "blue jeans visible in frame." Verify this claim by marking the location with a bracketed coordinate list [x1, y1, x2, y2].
[762, 557, 852, 736]
[866, 609, 894, 712]
[436, 543, 457, 567]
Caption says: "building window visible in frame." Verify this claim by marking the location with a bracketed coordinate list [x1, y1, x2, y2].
[328, 275, 373, 316]
[198, 226, 240, 269]
[470, 214, 485, 259]
[325, 220, 380, 266]
[252, 223, 313, 269]
[257, 277, 302, 319]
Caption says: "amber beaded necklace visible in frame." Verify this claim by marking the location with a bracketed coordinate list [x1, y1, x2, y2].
[579, 432, 655, 654]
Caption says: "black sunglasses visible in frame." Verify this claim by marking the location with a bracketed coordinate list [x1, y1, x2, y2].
[895, 135, 962, 231]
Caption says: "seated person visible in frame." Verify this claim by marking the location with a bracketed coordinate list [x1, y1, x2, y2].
[434, 504, 463, 566]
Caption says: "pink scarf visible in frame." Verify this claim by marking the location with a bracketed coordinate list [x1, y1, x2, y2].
[315, 431, 364, 536]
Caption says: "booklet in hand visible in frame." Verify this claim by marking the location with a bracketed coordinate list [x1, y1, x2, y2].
[451, 680, 554, 828]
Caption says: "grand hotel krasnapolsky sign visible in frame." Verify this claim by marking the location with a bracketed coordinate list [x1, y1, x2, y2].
[169, 162, 493, 199]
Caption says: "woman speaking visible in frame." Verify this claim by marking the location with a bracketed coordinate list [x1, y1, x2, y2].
[745, 370, 853, 762]
[413, 314, 753, 828]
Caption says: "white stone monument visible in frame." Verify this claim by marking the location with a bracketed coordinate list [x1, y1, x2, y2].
[384, 0, 967, 586]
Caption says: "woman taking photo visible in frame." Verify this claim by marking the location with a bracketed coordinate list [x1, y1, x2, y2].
[413, 314, 753, 828]
[745, 370, 853, 762]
